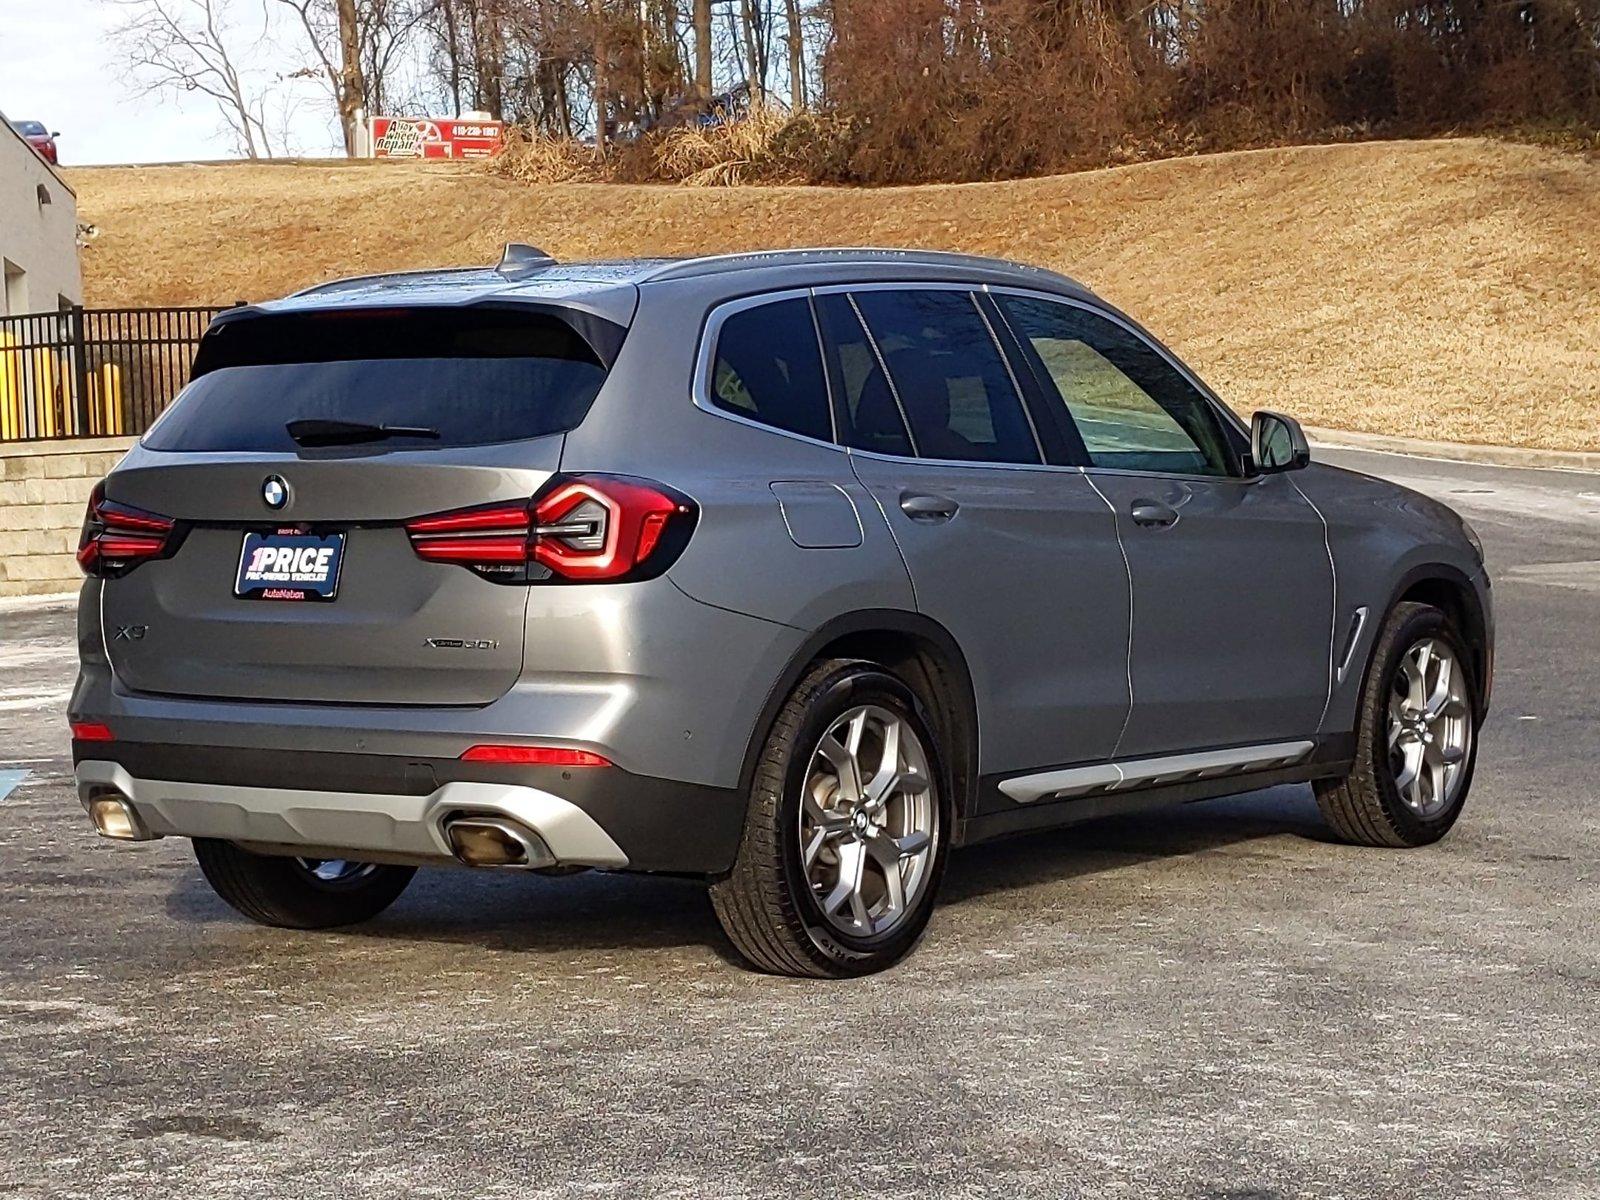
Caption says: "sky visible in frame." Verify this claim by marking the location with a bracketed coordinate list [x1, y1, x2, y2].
[0, 0, 342, 164]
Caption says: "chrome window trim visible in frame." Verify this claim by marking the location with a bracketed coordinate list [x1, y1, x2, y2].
[844, 291, 921, 457]
[688, 279, 1253, 480]
[983, 283, 1255, 481]
[844, 444, 1088, 476]
[690, 287, 845, 454]
[970, 292, 1047, 464]
[820, 281, 1047, 467]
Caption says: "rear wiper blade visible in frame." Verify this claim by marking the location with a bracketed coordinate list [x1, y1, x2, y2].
[286, 418, 441, 446]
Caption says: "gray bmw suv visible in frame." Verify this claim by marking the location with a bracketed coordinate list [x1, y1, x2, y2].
[70, 247, 1492, 977]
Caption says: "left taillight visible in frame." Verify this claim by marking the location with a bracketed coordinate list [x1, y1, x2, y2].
[76, 483, 178, 578]
[404, 474, 697, 584]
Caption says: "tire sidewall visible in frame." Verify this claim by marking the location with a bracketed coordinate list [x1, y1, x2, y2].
[1367, 607, 1479, 843]
[777, 665, 952, 975]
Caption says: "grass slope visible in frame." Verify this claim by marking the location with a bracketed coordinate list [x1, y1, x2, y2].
[69, 138, 1600, 450]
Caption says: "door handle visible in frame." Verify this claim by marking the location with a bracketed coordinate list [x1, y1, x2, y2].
[899, 492, 960, 522]
[1129, 499, 1179, 528]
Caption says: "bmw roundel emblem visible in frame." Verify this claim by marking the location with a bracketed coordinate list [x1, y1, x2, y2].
[261, 475, 290, 510]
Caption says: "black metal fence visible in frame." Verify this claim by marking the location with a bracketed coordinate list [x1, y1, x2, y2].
[0, 304, 238, 442]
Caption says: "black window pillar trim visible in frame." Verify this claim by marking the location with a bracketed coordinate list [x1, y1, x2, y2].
[978, 290, 1091, 469]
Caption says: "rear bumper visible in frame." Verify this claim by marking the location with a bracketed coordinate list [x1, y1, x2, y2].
[74, 743, 746, 875]
[73, 574, 807, 793]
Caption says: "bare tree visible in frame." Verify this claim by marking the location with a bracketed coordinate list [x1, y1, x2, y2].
[274, 0, 435, 153]
[739, 0, 768, 103]
[692, 0, 712, 101]
[590, 0, 609, 151]
[783, 0, 802, 109]
[336, 0, 369, 143]
[111, 0, 283, 157]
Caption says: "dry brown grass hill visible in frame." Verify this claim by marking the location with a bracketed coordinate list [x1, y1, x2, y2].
[68, 137, 1600, 451]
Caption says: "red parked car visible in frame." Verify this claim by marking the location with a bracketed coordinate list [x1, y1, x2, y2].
[9, 119, 59, 164]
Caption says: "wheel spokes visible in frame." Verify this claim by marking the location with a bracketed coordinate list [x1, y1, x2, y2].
[1388, 637, 1472, 818]
[1423, 651, 1453, 719]
[1407, 642, 1434, 710]
[801, 703, 938, 939]
[1394, 738, 1424, 797]
[866, 835, 908, 918]
[816, 727, 865, 806]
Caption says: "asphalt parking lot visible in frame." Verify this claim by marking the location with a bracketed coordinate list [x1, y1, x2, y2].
[0, 447, 1596, 1199]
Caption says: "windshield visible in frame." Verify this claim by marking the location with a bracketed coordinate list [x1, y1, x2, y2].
[12, 121, 47, 136]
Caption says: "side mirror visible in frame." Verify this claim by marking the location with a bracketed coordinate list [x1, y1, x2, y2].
[1251, 410, 1310, 474]
[51, 132, 61, 139]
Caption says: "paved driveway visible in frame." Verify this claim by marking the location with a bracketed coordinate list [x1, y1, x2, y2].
[0, 449, 1596, 1199]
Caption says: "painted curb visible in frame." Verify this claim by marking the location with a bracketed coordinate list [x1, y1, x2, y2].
[1306, 426, 1600, 473]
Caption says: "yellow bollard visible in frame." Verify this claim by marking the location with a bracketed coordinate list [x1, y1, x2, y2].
[99, 363, 124, 435]
[29, 346, 59, 438]
[0, 330, 22, 440]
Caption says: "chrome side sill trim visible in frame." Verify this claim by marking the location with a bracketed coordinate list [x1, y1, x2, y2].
[998, 740, 1317, 805]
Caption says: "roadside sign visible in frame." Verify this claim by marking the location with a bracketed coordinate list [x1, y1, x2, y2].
[369, 117, 505, 160]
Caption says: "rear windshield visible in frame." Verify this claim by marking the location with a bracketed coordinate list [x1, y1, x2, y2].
[144, 308, 611, 452]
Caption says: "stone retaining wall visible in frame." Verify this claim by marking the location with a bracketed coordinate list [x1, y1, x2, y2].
[0, 437, 133, 597]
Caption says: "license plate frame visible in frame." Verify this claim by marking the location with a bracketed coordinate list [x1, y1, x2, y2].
[234, 529, 346, 602]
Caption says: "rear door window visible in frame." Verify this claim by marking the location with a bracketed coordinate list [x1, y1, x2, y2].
[848, 290, 1041, 465]
[708, 297, 832, 442]
[143, 308, 611, 452]
[814, 292, 914, 457]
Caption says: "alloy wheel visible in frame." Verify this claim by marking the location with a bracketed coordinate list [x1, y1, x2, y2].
[1387, 638, 1472, 819]
[799, 704, 938, 938]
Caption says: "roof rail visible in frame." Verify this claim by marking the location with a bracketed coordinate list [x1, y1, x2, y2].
[633, 246, 1079, 287]
[497, 243, 556, 278]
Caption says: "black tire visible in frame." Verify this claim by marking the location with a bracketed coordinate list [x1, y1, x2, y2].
[1313, 601, 1480, 848]
[193, 839, 416, 929]
[709, 659, 953, 978]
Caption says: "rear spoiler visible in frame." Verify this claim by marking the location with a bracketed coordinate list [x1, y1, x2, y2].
[195, 301, 629, 375]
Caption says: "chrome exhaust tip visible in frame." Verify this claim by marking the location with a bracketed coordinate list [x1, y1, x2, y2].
[444, 816, 556, 869]
[84, 792, 154, 841]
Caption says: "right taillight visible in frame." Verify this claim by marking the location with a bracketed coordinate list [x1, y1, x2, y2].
[404, 474, 697, 584]
[77, 483, 178, 577]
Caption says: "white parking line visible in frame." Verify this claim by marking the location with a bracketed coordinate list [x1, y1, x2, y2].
[0, 687, 73, 712]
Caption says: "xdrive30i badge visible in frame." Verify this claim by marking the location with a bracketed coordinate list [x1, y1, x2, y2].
[425, 638, 499, 650]
[261, 475, 290, 510]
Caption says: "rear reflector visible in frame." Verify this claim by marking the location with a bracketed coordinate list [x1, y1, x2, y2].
[70, 721, 115, 742]
[459, 744, 613, 767]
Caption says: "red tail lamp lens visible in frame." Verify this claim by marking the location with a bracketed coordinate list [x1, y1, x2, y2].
[77, 484, 177, 577]
[459, 744, 613, 767]
[404, 475, 694, 583]
[70, 721, 116, 742]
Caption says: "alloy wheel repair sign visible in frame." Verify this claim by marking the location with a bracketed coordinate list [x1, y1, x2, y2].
[370, 117, 505, 159]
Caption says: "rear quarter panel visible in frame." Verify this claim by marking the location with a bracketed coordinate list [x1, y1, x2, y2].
[560, 275, 916, 631]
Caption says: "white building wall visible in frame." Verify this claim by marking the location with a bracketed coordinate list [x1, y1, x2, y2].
[0, 117, 83, 316]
